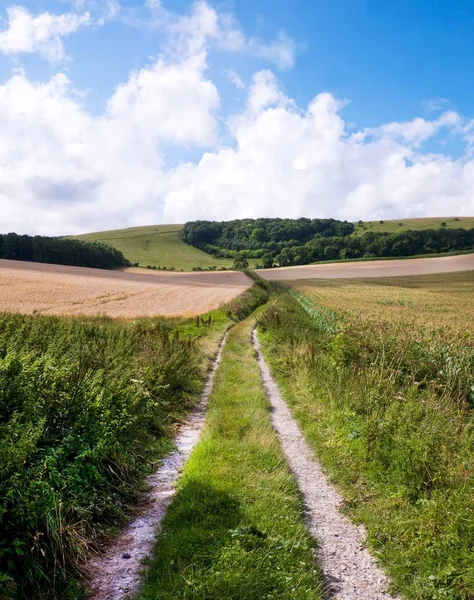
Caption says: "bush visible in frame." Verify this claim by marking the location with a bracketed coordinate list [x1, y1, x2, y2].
[0, 314, 201, 598]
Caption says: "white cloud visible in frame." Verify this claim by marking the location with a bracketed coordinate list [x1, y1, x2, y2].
[1, 0, 474, 237]
[224, 68, 245, 90]
[421, 96, 451, 113]
[375, 111, 461, 147]
[0, 5, 92, 62]
[248, 31, 296, 71]
[0, 47, 219, 234]
[148, 0, 296, 70]
[161, 74, 474, 224]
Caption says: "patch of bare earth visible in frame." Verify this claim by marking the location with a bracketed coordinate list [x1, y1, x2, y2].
[252, 330, 400, 600]
[87, 330, 229, 600]
[257, 253, 474, 281]
[0, 259, 250, 317]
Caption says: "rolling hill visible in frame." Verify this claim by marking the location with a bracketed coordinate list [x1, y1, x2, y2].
[73, 217, 474, 271]
[74, 224, 237, 271]
[353, 216, 474, 235]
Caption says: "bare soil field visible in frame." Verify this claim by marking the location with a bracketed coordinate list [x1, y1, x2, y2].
[257, 253, 474, 280]
[0, 259, 250, 317]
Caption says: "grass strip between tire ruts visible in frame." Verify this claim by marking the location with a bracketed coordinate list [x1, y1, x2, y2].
[137, 313, 324, 600]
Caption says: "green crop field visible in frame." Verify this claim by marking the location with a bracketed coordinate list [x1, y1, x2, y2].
[352, 216, 474, 235]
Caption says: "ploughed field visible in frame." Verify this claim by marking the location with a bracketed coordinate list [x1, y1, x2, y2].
[258, 252, 474, 280]
[0, 259, 250, 317]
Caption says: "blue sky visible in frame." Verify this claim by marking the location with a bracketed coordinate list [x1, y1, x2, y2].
[1, 0, 474, 234]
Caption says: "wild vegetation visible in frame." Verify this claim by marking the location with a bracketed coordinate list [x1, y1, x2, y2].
[258, 271, 474, 599]
[0, 313, 204, 598]
[139, 314, 324, 600]
[0, 233, 127, 269]
[184, 218, 474, 267]
[0, 283, 268, 599]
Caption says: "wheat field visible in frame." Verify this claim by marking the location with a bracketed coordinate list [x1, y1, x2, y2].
[291, 270, 474, 331]
[0, 259, 250, 318]
[258, 253, 474, 280]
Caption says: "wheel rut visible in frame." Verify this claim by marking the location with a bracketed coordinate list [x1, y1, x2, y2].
[252, 328, 400, 600]
[86, 330, 230, 600]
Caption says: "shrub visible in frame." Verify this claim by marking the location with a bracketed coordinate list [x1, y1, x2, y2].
[0, 314, 201, 598]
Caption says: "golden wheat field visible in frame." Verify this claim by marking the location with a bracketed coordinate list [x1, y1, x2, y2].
[0, 259, 250, 318]
[291, 270, 474, 331]
[258, 253, 474, 280]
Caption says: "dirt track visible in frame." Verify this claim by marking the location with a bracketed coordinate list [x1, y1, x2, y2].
[253, 330, 399, 599]
[0, 259, 250, 317]
[257, 253, 474, 280]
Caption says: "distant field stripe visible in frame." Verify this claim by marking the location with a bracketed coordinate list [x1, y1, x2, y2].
[258, 253, 474, 280]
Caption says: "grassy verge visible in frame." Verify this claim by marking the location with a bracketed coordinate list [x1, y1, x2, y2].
[0, 309, 230, 599]
[138, 313, 324, 600]
[258, 289, 474, 600]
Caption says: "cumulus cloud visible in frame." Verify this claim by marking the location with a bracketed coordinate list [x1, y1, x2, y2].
[1, 0, 474, 236]
[0, 5, 93, 62]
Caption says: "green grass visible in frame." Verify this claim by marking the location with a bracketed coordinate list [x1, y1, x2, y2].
[73, 224, 234, 270]
[258, 281, 474, 600]
[138, 313, 324, 600]
[73, 224, 262, 271]
[352, 216, 474, 235]
[0, 301, 239, 599]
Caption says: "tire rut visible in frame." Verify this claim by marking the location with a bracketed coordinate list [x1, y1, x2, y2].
[252, 329, 400, 600]
[86, 330, 230, 600]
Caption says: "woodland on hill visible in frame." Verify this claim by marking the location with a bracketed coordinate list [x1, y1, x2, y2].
[0, 232, 128, 270]
[182, 218, 474, 266]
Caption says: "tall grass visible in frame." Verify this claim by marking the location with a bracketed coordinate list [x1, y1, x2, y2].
[258, 293, 474, 599]
[0, 313, 202, 599]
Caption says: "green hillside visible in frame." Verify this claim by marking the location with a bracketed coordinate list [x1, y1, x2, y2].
[74, 218, 474, 272]
[353, 216, 474, 235]
[73, 225, 232, 271]
[74, 224, 237, 271]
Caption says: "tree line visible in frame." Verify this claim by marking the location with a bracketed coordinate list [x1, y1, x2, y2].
[182, 218, 355, 256]
[0, 232, 128, 269]
[183, 219, 474, 267]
